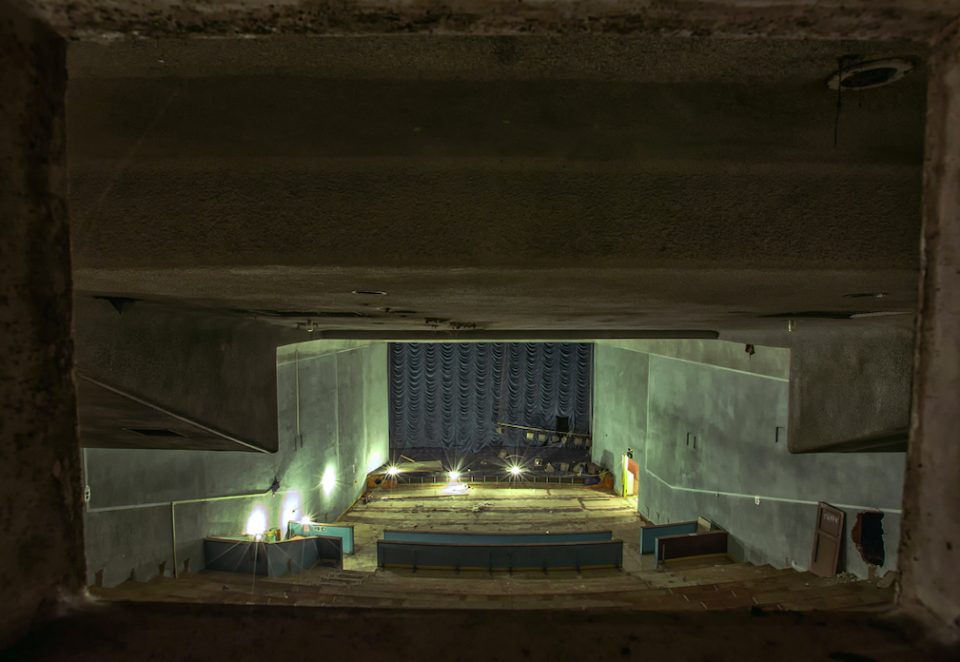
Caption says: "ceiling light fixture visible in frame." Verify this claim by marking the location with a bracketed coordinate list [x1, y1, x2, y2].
[352, 290, 387, 296]
[509, 466, 522, 476]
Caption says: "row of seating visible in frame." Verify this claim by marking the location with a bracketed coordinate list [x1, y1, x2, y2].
[376, 529, 623, 571]
[640, 517, 729, 564]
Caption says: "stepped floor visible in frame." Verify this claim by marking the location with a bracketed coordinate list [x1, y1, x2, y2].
[89, 558, 894, 611]
[89, 486, 893, 612]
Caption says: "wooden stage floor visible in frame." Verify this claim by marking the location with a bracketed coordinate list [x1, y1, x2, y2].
[336, 483, 652, 575]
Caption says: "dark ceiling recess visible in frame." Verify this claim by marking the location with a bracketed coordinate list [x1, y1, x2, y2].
[249, 310, 321, 317]
[249, 310, 367, 318]
[125, 428, 186, 437]
[94, 295, 137, 314]
[312, 312, 368, 318]
[762, 311, 867, 319]
[844, 293, 888, 299]
[794, 428, 908, 454]
[352, 290, 387, 296]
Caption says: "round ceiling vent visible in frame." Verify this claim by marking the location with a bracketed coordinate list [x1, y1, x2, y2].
[827, 59, 913, 91]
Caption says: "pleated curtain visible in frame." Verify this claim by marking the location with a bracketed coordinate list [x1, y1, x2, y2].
[389, 343, 592, 451]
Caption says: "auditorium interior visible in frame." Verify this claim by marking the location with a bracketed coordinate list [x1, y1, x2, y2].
[3, 1, 960, 660]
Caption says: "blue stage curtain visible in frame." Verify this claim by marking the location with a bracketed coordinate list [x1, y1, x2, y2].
[389, 343, 592, 451]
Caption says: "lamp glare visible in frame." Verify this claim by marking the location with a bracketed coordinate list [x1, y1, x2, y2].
[244, 506, 268, 536]
[320, 467, 337, 496]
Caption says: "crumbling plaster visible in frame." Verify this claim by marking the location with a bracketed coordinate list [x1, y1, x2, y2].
[0, 1, 84, 650]
[899, 17, 960, 639]
[22, 0, 960, 42]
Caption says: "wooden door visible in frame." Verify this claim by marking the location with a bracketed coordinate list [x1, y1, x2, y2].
[810, 502, 845, 577]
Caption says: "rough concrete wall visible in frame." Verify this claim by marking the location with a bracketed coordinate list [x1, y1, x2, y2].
[640, 355, 905, 578]
[275, 341, 390, 521]
[720, 326, 915, 453]
[600, 338, 789, 380]
[787, 328, 914, 453]
[83, 341, 387, 587]
[592, 344, 649, 496]
[28, 0, 960, 41]
[75, 297, 305, 452]
[594, 343, 906, 579]
[63, 30, 929, 336]
[69, 164, 923, 273]
[0, 1, 84, 648]
[899, 20, 960, 633]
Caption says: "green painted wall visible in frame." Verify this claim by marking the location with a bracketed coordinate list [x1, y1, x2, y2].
[593, 341, 906, 579]
[592, 345, 649, 496]
[84, 340, 387, 587]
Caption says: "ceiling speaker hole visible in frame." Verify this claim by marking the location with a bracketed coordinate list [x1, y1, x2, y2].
[828, 59, 913, 91]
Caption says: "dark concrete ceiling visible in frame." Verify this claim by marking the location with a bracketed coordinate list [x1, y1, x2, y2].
[33, 0, 960, 42]
[77, 376, 261, 451]
[67, 35, 928, 335]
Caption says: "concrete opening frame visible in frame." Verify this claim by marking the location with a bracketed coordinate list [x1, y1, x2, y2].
[2, 0, 960, 657]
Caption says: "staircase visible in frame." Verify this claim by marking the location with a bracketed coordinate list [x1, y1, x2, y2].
[89, 556, 894, 612]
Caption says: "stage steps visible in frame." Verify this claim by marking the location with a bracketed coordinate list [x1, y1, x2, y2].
[89, 557, 894, 612]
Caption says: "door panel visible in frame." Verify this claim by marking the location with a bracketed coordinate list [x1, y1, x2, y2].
[810, 502, 845, 577]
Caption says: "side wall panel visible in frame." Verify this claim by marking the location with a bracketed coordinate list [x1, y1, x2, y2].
[593, 343, 905, 579]
[83, 341, 387, 587]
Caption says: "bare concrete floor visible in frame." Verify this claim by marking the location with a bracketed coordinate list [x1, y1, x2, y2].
[336, 483, 651, 574]
[13, 602, 953, 662]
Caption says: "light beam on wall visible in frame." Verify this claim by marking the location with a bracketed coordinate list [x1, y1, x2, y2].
[244, 505, 268, 536]
[321, 467, 337, 496]
[281, 491, 302, 537]
[368, 451, 383, 473]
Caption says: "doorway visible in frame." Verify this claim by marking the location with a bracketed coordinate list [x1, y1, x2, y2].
[623, 455, 640, 497]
